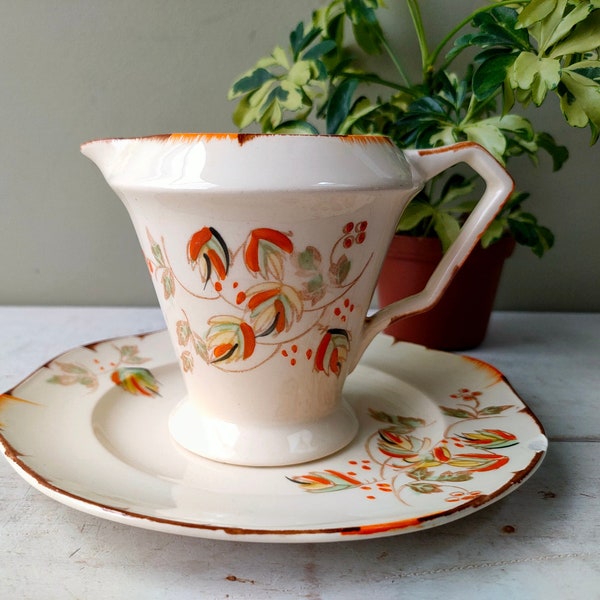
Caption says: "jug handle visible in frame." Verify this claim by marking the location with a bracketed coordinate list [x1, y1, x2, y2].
[352, 142, 514, 369]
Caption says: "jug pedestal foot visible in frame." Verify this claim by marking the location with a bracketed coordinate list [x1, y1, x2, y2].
[168, 397, 359, 467]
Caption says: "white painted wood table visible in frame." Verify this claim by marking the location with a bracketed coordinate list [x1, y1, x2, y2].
[0, 307, 598, 599]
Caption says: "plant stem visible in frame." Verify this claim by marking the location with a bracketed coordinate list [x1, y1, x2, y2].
[462, 90, 501, 124]
[406, 0, 430, 78]
[380, 35, 412, 88]
[340, 71, 416, 97]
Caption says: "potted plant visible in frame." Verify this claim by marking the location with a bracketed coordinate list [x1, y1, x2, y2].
[228, 0, 600, 349]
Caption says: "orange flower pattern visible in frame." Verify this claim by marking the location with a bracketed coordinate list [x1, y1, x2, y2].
[47, 344, 159, 397]
[187, 227, 230, 286]
[314, 329, 350, 376]
[111, 367, 160, 397]
[144, 222, 371, 374]
[244, 228, 293, 279]
[288, 388, 520, 506]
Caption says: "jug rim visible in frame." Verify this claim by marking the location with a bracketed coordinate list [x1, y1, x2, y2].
[81, 132, 396, 150]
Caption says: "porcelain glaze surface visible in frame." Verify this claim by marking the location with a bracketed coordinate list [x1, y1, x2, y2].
[0, 331, 546, 543]
[81, 135, 514, 465]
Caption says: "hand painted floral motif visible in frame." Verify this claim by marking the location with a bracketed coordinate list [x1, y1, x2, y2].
[187, 227, 230, 286]
[246, 282, 303, 336]
[145, 221, 370, 373]
[146, 230, 176, 300]
[204, 316, 256, 363]
[288, 388, 519, 506]
[244, 228, 293, 279]
[110, 367, 160, 397]
[46, 343, 159, 397]
[314, 328, 350, 377]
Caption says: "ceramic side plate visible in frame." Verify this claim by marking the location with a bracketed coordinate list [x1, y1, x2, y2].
[0, 331, 547, 543]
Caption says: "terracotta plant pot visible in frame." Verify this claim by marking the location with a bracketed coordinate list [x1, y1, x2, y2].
[376, 235, 515, 351]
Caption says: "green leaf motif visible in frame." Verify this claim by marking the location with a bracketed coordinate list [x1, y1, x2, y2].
[408, 482, 444, 494]
[176, 320, 192, 346]
[52, 361, 89, 375]
[330, 254, 351, 285]
[480, 404, 514, 416]
[298, 246, 322, 271]
[368, 409, 425, 432]
[161, 271, 175, 299]
[440, 406, 474, 419]
[151, 242, 165, 267]
[118, 345, 150, 365]
[435, 470, 473, 483]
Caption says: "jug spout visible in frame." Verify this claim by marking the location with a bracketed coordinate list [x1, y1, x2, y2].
[81, 138, 127, 180]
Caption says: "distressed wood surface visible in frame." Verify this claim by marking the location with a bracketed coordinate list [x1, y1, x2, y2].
[1, 308, 598, 599]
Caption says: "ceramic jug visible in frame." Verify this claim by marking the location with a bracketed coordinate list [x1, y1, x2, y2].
[82, 133, 513, 466]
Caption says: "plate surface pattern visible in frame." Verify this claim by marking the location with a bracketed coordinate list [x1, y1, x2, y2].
[0, 331, 547, 542]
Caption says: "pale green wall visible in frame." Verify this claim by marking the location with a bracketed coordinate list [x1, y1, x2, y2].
[1, 1, 598, 310]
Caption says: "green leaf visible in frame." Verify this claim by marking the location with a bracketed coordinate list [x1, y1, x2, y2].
[232, 95, 258, 129]
[447, 33, 476, 63]
[473, 52, 517, 100]
[290, 23, 322, 60]
[463, 120, 507, 162]
[510, 52, 561, 104]
[352, 19, 383, 54]
[290, 22, 306, 58]
[273, 120, 319, 134]
[517, 0, 559, 28]
[550, 10, 600, 58]
[344, 0, 384, 54]
[326, 77, 359, 133]
[396, 201, 434, 231]
[302, 39, 338, 61]
[433, 212, 461, 253]
[570, 61, 600, 82]
[438, 173, 476, 206]
[472, 7, 531, 50]
[481, 218, 506, 247]
[535, 131, 569, 171]
[545, 2, 593, 49]
[286, 61, 312, 86]
[560, 69, 600, 129]
[338, 96, 381, 134]
[508, 212, 555, 256]
[228, 68, 274, 99]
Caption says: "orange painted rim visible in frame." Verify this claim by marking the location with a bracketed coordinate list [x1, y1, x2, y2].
[82, 132, 395, 147]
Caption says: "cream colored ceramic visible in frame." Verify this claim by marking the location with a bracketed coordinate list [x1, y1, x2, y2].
[0, 331, 546, 543]
[81, 134, 513, 466]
